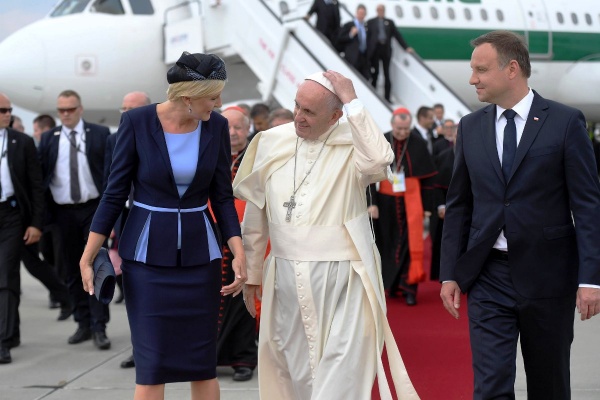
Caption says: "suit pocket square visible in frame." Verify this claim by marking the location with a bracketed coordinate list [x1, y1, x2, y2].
[93, 248, 116, 304]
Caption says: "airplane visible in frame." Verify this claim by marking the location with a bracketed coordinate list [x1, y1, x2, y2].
[0, 0, 598, 130]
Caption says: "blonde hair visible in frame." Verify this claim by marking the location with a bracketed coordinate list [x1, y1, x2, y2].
[166, 80, 226, 101]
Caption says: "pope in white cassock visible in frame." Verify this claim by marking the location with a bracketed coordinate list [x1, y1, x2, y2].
[233, 70, 420, 400]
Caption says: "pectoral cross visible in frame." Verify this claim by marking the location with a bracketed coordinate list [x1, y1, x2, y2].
[283, 195, 296, 222]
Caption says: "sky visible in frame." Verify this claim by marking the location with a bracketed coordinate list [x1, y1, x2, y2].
[0, 0, 60, 133]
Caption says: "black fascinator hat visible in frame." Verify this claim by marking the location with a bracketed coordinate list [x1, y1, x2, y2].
[167, 52, 227, 84]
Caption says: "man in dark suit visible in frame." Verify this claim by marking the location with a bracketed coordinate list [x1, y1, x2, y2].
[440, 31, 600, 399]
[337, 4, 370, 79]
[0, 93, 45, 363]
[411, 106, 438, 155]
[38, 90, 111, 350]
[366, 4, 413, 102]
[304, 0, 340, 47]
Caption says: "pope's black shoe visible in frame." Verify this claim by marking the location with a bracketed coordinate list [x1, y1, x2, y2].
[68, 327, 92, 344]
[0, 347, 12, 364]
[232, 366, 254, 381]
[93, 331, 111, 350]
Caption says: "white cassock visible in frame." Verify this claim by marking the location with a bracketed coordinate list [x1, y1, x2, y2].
[233, 99, 420, 400]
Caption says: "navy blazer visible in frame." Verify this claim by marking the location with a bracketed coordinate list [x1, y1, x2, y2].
[90, 104, 241, 267]
[3, 128, 45, 229]
[39, 121, 110, 194]
[440, 92, 600, 298]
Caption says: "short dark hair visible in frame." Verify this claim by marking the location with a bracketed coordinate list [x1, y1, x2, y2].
[471, 31, 531, 78]
[250, 103, 270, 118]
[33, 114, 56, 130]
[416, 106, 433, 121]
[58, 89, 82, 103]
[433, 103, 444, 110]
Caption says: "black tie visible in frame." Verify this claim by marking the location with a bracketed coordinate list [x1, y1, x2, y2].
[502, 109, 517, 180]
[69, 130, 81, 203]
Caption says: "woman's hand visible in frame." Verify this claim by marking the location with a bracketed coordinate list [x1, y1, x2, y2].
[222, 236, 247, 297]
[221, 254, 247, 297]
[79, 232, 107, 296]
[242, 284, 261, 318]
[80, 253, 96, 296]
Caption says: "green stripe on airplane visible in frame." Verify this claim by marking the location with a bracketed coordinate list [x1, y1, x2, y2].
[400, 28, 600, 61]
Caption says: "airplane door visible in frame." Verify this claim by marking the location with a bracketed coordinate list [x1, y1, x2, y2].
[519, 0, 553, 59]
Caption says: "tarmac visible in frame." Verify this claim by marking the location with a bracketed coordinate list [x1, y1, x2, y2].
[3, 266, 599, 400]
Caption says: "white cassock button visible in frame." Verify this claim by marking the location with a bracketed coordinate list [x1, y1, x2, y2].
[304, 315, 308, 319]
[296, 272, 301, 276]
[298, 284, 303, 289]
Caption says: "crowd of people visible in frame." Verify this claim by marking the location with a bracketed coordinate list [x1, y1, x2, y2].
[1, 28, 600, 400]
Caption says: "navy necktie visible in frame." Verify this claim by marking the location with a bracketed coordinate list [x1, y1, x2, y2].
[502, 109, 517, 180]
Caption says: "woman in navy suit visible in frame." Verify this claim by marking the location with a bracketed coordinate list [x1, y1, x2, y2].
[79, 52, 246, 400]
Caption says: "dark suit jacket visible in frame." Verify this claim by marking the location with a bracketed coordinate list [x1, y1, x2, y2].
[90, 104, 241, 267]
[3, 128, 45, 229]
[440, 92, 600, 298]
[365, 17, 409, 58]
[307, 0, 340, 44]
[39, 121, 110, 195]
[338, 20, 366, 66]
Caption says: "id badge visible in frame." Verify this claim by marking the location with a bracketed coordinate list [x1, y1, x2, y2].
[392, 170, 406, 193]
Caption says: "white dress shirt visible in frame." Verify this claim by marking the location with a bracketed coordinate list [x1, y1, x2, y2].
[0, 128, 15, 202]
[49, 120, 99, 204]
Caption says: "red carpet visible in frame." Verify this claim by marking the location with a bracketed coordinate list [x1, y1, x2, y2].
[373, 237, 473, 399]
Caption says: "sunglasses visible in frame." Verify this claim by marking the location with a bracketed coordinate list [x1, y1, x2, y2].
[57, 107, 79, 114]
[0, 108, 13, 114]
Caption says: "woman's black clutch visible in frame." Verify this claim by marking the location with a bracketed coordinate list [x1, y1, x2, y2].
[93, 248, 116, 304]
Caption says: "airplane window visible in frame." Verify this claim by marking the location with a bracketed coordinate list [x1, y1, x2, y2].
[50, 0, 91, 16]
[413, 6, 422, 19]
[496, 9, 504, 22]
[464, 8, 472, 21]
[91, 0, 124, 15]
[129, 0, 154, 15]
[480, 9, 488, 21]
[556, 12, 564, 24]
[430, 7, 439, 20]
[394, 5, 403, 19]
[585, 13, 592, 25]
[571, 13, 578, 25]
[447, 8, 456, 20]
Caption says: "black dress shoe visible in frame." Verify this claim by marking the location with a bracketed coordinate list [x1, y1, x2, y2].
[68, 327, 92, 344]
[57, 305, 72, 321]
[93, 331, 111, 350]
[7, 337, 20, 349]
[232, 366, 253, 381]
[0, 348, 12, 364]
[405, 293, 417, 306]
[120, 354, 135, 368]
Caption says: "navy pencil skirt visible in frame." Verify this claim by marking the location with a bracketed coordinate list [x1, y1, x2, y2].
[121, 258, 222, 385]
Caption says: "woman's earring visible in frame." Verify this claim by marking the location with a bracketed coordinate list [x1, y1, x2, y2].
[188, 104, 192, 114]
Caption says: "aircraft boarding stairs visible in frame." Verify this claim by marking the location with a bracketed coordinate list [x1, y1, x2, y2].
[163, 0, 472, 132]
